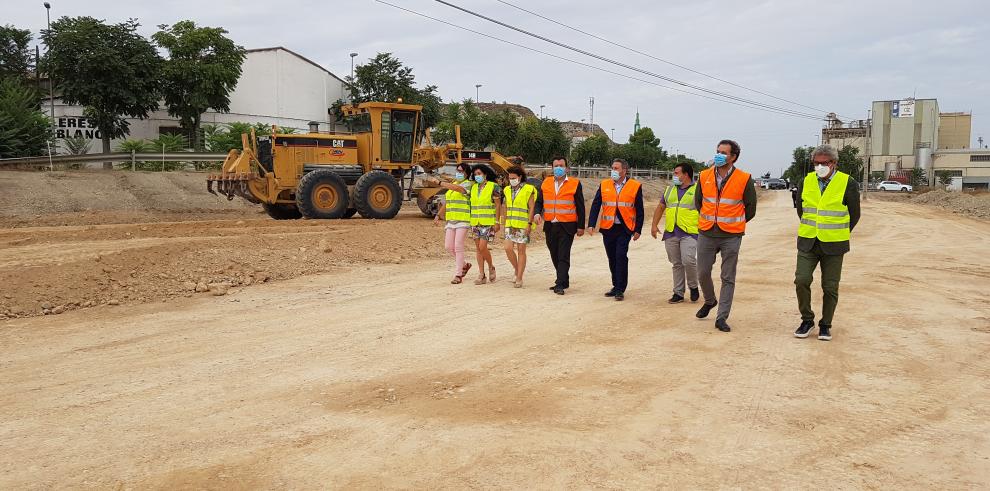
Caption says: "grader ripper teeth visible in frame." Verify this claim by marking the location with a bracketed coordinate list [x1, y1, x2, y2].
[207, 172, 259, 202]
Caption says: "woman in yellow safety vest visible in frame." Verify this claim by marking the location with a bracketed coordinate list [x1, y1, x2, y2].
[434, 162, 475, 284]
[500, 165, 537, 288]
[469, 164, 502, 284]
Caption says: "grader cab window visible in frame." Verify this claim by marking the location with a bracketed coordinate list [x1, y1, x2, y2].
[342, 112, 371, 133]
[390, 110, 416, 163]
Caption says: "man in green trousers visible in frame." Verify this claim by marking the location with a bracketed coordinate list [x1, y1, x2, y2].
[792, 144, 861, 341]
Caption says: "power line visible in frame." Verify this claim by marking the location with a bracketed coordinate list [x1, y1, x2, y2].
[433, 0, 825, 120]
[494, 0, 848, 119]
[372, 1, 823, 121]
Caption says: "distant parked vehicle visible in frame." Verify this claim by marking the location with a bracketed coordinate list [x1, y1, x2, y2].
[876, 180, 912, 192]
[762, 178, 787, 190]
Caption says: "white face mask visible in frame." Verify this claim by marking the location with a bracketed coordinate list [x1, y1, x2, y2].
[815, 164, 832, 178]
[509, 178, 520, 187]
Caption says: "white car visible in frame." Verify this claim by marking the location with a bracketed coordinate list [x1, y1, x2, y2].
[876, 180, 912, 192]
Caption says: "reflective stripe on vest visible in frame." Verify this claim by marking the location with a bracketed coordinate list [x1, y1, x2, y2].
[697, 167, 751, 234]
[444, 179, 472, 222]
[503, 183, 536, 229]
[599, 178, 641, 231]
[470, 181, 497, 226]
[664, 183, 699, 234]
[798, 171, 851, 242]
[541, 177, 580, 222]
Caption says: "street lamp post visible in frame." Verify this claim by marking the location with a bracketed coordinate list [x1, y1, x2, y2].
[540, 105, 545, 118]
[349, 52, 357, 82]
[44, 2, 54, 170]
[475, 84, 482, 102]
[611, 128, 614, 141]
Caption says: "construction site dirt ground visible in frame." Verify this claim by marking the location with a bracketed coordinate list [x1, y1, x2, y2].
[1, 171, 989, 488]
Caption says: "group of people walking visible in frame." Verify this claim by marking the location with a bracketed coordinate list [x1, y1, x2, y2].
[433, 140, 860, 341]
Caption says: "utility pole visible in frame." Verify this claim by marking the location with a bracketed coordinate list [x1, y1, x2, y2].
[475, 84, 482, 102]
[864, 109, 872, 200]
[589, 97, 594, 132]
[44, 2, 55, 166]
[347, 52, 357, 102]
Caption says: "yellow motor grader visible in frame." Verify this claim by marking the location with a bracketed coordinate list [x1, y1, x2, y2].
[207, 100, 518, 220]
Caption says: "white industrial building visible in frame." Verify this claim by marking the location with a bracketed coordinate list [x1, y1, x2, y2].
[49, 47, 347, 152]
[824, 98, 989, 190]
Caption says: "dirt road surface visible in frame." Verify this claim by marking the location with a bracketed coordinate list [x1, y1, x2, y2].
[2, 191, 989, 488]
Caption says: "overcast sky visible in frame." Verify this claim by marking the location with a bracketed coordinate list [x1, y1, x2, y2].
[7, 0, 988, 175]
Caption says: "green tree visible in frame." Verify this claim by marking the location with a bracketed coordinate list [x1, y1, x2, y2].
[433, 101, 520, 154]
[63, 136, 92, 155]
[909, 167, 926, 189]
[837, 144, 864, 180]
[611, 126, 665, 168]
[0, 78, 50, 158]
[782, 145, 815, 182]
[43, 17, 162, 167]
[628, 127, 661, 148]
[152, 21, 246, 150]
[571, 134, 611, 166]
[332, 52, 443, 127]
[0, 25, 33, 80]
[514, 117, 569, 164]
[935, 170, 953, 188]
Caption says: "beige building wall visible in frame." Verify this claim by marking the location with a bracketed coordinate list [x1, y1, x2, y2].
[870, 99, 939, 156]
[938, 112, 972, 149]
[934, 151, 990, 177]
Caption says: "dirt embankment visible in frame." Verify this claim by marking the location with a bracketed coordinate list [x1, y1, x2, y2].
[0, 170, 258, 227]
[870, 189, 990, 220]
[0, 214, 445, 319]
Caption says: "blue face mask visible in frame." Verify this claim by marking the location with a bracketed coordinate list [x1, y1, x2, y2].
[713, 154, 728, 167]
[553, 166, 566, 178]
[610, 170, 621, 181]
[455, 172, 465, 180]
[672, 176, 682, 186]
[474, 175, 485, 184]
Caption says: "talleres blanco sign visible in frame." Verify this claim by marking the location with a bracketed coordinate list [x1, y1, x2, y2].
[55, 117, 103, 140]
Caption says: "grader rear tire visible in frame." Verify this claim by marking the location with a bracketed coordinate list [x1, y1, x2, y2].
[262, 203, 302, 220]
[355, 171, 402, 219]
[296, 170, 349, 219]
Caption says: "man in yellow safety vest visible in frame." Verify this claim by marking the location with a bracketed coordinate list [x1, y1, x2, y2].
[651, 163, 700, 304]
[793, 144, 861, 341]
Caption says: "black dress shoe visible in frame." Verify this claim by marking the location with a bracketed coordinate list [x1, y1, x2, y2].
[689, 288, 700, 302]
[794, 320, 816, 338]
[614, 292, 624, 301]
[549, 285, 557, 290]
[696, 300, 717, 318]
[668, 293, 684, 304]
[604, 289, 617, 297]
[553, 287, 565, 295]
[715, 318, 731, 332]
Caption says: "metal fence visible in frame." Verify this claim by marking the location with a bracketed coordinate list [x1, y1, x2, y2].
[0, 152, 229, 170]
